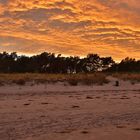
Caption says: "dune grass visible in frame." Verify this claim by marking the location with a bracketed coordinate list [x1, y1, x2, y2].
[67, 73, 109, 86]
[111, 73, 140, 83]
[0, 72, 139, 86]
[0, 73, 109, 86]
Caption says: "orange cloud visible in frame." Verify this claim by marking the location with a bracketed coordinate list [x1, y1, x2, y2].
[0, 0, 140, 61]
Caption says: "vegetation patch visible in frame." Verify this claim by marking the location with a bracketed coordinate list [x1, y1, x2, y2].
[112, 73, 140, 83]
[13, 79, 26, 86]
[0, 73, 109, 85]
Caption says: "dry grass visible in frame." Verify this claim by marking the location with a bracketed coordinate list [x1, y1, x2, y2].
[67, 73, 109, 86]
[0, 73, 109, 86]
[0, 73, 139, 86]
[13, 79, 26, 86]
[112, 73, 140, 83]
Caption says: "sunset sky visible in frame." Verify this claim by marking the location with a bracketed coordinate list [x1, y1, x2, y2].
[0, 0, 140, 61]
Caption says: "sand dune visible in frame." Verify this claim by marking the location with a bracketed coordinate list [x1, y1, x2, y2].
[0, 78, 140, 140]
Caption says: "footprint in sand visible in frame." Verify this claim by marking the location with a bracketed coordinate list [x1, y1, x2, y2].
[58, 130, 71, 134]
[116, 125, 126, 128]
[28, 99, 34, 101]
[132, 128, 140, 131]
[18, 117, 22, 120]
[95, 96, 101, 99]
[40, 115, 46, 118]
[41, 102, 49, 105]
[104, 94, 109, 97]
[81, 130, 89, 134]
[69, 95, 73, 98]
[120, 96, 130, 99]
[72, 105, 80, 108]
[86, 96, 93, 99]
[133, 96, 137, 98]
[23, 103, 30, 106]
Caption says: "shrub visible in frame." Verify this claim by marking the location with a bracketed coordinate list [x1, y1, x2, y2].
[68, 79, 78, 86]
[14, 79, 26, 86]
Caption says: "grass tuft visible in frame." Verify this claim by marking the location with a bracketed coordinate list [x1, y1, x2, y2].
[13, 79, 26, 86]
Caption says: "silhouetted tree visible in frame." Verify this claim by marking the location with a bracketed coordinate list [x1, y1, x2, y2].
[106, 57, 140, 72]
[0, 52, 139, 73]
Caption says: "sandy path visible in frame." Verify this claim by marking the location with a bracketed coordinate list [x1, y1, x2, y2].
[0, 84, 140, 140]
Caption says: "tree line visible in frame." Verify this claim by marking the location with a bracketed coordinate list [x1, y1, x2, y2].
[0, 52, 139, 73]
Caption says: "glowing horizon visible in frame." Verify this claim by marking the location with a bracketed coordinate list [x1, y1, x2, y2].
[0, 0, 140, 61]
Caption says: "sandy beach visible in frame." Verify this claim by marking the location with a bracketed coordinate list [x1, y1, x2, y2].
[0, 78, 140, 140]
